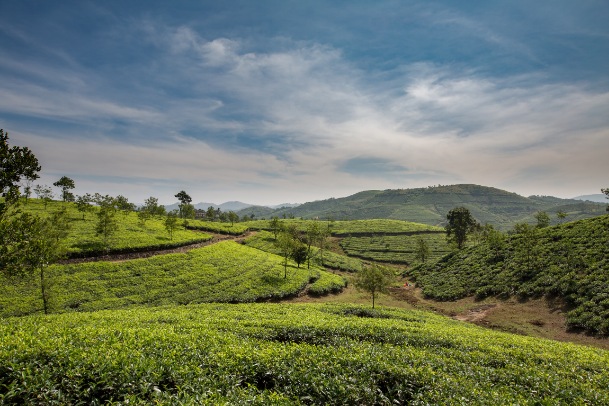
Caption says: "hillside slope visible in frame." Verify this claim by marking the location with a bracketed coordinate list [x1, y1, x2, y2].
[409, 215, 609, 335]
[2, 303, 608, 404]
[237, 184, 606, 229]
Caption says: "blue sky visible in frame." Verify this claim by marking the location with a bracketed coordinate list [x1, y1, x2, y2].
[1, 1, 608, 205]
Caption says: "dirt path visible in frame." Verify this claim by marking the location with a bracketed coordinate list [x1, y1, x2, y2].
[454, 304, 497, 322]
[61, 231, 254, 264]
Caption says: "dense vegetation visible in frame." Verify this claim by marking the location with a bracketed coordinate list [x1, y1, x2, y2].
[18, 199, 213, 257]
[1, 303, 608, 405]
[244, 218, 441, 235]
[340, 233, 450, 264]
[0, 241, 345, 317]
[410, 215, 609, 335]
[244, 231, 363, 273]
[186, 218, 249, 235]
[237, 184, 606, 229]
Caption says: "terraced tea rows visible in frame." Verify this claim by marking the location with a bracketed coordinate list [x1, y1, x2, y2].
[0, 241, 345, 317]
[340, 233, 450, 264]
[1, 303, 607, 404]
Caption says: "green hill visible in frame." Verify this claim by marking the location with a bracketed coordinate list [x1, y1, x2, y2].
[1, 303, 608, 404]
[0, 241, 345, 316]
[237, 184, 607, 230]
[14, 199, 213, 257]
[409, 215, 609, 335]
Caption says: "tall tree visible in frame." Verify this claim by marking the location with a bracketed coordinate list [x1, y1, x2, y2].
[1, 211, 71, 314]
[275, 226, 298, 278]
[445, 207, 478, 249]
[165, 211, 179, 240]
[94, 194, 119, 249]
[556, 211, 567, 224]
[269, 216, 282, 240]
[354, 264, 392, 308]
[304, 222, 321, 269]
[175, 191, 192, 218]
[415, 238, 430, 263]
[602, 188, 609, 211]
[0, 129, 41, 205]
[53, 176, 76, 202]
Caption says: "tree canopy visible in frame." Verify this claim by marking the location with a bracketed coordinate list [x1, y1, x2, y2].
[445, 207, 478, 249]
[0, 129, 41, 205]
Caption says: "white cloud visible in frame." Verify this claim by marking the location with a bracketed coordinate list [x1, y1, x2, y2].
[4, 20, 609, 204]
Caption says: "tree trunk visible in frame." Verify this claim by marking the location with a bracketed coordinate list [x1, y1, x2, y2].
[40, 265, 49, 315]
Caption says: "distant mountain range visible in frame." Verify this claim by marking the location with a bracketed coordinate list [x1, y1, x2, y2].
[572, 194, 608, 203]
[163, 201, 301, 213]
[236, 184, 607, 230]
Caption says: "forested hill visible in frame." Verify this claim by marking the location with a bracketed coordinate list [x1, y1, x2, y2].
[237, 184, 606, 229]
[410, 215, 609, 335]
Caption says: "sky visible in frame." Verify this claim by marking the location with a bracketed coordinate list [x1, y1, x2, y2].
[1, 0, 608, 206]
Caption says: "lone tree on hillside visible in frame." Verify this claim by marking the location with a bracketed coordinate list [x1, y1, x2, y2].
[53, 176, 75, 202]
[445, 206, 478, 249]
[175, 191, 192, 218]
[354, 264, 392, 308]
[415, 237, 430, 263]
[602, 188, 609, 211]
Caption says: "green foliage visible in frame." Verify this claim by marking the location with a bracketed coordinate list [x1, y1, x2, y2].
[245, 218, 441, 235]
[53, 176, 76, 202]
[186, 218, 249, 235]
[354, 264, 393, 308]
[445, 206, 478, 249]
[2, 303, 607, 404]
[164, 211, 179, 240]
[245, 231, 363, 272]
[410, 215, 609, 335]
[0, 241, 344, 316]
[0, 129, 41, 204]
[238, 184, 607, 229]
[340, 232, 450, 264]
[13, 199, 212, 257]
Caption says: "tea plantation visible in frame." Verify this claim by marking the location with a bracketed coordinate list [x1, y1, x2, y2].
[17, 199, 213, 257]
[410, 215, 609, 335]
[1, 303, 608, 405]
[0, 241, 346, 317]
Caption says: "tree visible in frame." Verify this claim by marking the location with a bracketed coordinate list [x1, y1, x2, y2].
[556, 211, 567, 224]
[291, 244, 308, 269]
[269, 216, 282, 240]
[535, 211, 550, 228]
[483, 224, 506, 262]
[317, 223, 331, 267]
[175, 191, 192, 218]
[94, 195, 119, 249]
[228, 211, 239, 226]
[0, 129, 41, 205]
[114, 195, 136, 215]
[602, 188, 609, 211]
[275, 227, 298, 278]
[354, 264, 392, 308]
[415, 238, 430, 263]
[165, 211, 179, 240]
[304, 222, 321, 269]
[445, 207, 477, 249]
[53, 176, 76, 202]
[1, 211, 70, 314]
[33, 184, 54, 209]
[142, 196, 166, 218]
[181, 203, 195, 220]
[75, 194, 94, 220]
[21, 173, 37, 205]
[205, 206, 216, 221]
